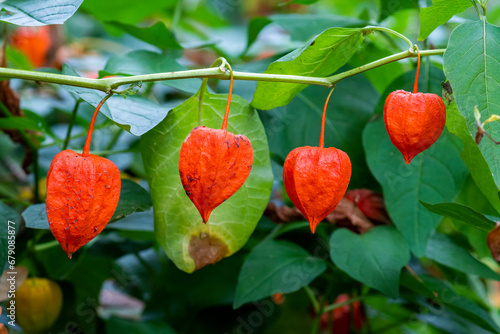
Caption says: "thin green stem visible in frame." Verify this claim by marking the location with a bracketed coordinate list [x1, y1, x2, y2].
[327, 48, 445, 84]
[481, 0, 488, 16]
[471, 0, 482, 19]
[322, 295, 366, 313]
[62, 99, 81, 150]
[0, 49, 444, 92]
[365, 26, 413, 49]
[104, 127, 123, 152]
[311, 295, 326, 334]
[304, 286, 320, 313]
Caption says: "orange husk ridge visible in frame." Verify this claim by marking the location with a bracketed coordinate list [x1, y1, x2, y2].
[46, 96, 121, 258]
[178, 65, 254, 223]
[283, 88, 352, 233]
[383, 47, 446, 164]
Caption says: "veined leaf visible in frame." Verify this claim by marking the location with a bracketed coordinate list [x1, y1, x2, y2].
[251, 27, 369, 110]
[330, 226, 410, 298]
[100, 50, 201, 94]
[426, 232, 500, 280]
[62, 64, 171, 136]
[445, 100, 500, 213]
[419, 0, 473, 40]
[234, 240, 326, 309]
[363, 118, 467, 256]
[141, 89, 273, 273]
[443, 20, 500, 190]
[0, 0, 83, 26]
[421, 201, 496, 232]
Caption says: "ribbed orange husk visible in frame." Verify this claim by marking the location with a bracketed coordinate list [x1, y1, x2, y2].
[179, 126, 253, 223]
[384, 90, 446, 164]
[46, 150, 121, 257]
[283, 146, 351, 233]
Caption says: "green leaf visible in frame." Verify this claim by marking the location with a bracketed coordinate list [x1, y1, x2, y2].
[454, 175, 497, 258]
[62, 64, 171, 136]
[106, 317, 176, 334]
[21, 203, 48, 229]
[243, 14, 367, 54]
[110, 180, 152, 222]
[0, 117, 41, 130]
[22, 180, 152, 230]
[443, 20, 500, 190]
[251, 27, 368, 110]
[243, 17, 272, 55]
[329, 226, 410, 298]
[0, 0, 83, 26]
[234, 240, 326, 309]
[446, 100, 500, 213]
[348, 41, 404, 93]
[141, 89, 273, 273]
[258, 74, 378, 188]
[82, 0, 175, 25]
[379, 0, 418, 21]
[426, 232, 500, 280]
[100, 50, 201, 94]
[375, 66, 446, 114]
[421, 202, 496, 232]
[270, 14, 367, 42]
[419, 0, 473, 40]
[401, 273, 500, 333]
[0, 202, 19, 269]
[363, 118, 468, 256]
[108, 21, 182, 50]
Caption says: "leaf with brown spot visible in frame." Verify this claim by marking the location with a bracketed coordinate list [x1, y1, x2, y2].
[141, 88, 272, 273]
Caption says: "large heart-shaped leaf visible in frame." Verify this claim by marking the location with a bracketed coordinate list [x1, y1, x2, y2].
[363, 118, 468, 256]
[426, 232, 500, 280]
[234, 240, 326, 309]
[141, 89, 273, 273]
[258, 74, 378, 188]
[62, 65, 171, 136]
[330, 226, 410, 298]
[100, 50, 201, 94]
[418, 0, 472, 40]
[251, 27, 368, 110]
[443, 20, 500, 189]
[0, 0, 83, 26]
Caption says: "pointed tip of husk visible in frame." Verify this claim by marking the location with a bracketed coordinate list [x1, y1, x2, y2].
[309, 221, 319, 234]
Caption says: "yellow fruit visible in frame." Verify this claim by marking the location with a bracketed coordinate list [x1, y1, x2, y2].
[14, 277, 63, 334]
